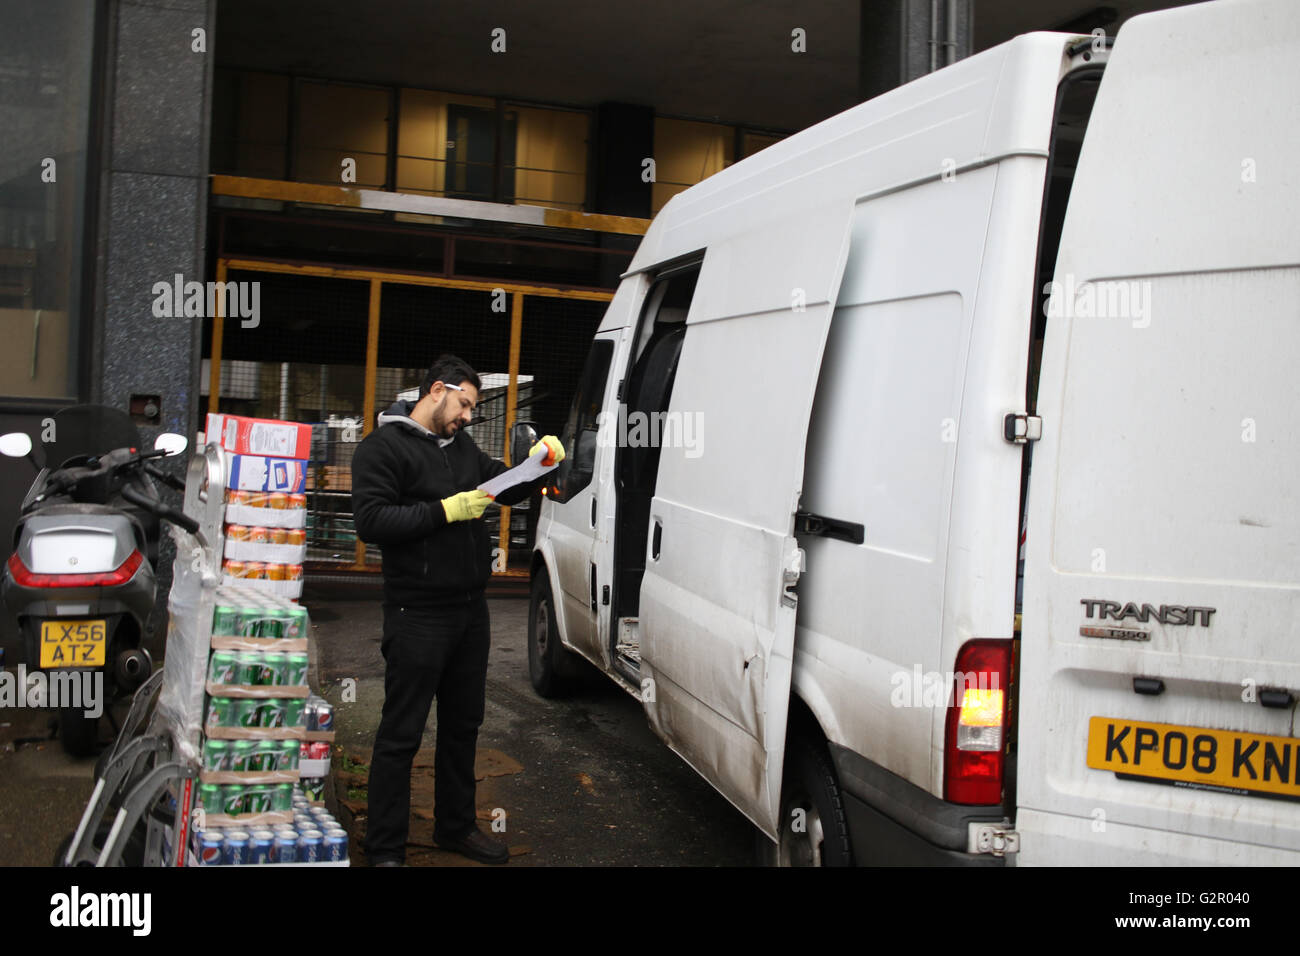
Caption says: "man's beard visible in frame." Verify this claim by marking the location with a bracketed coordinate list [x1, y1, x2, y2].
[434, 395, 459, 438]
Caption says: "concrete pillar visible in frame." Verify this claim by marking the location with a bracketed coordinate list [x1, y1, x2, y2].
[90, 0, 217, 643]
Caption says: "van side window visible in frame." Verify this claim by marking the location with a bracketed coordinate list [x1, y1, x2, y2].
[553, 339, 615, 502]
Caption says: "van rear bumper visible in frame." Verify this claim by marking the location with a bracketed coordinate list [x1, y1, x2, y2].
[1016, 808, 1300, 866]
[829, 743, 1006, 866]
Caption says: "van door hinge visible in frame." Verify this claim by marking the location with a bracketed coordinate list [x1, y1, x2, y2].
[969, 824, 1020, 858]
[1002, 413, 1042, 444]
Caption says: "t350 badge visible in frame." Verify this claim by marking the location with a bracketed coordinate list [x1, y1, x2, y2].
[1079, 599, 1216, 641]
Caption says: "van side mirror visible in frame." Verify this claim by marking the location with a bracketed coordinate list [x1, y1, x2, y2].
[510, 421, 539, 466]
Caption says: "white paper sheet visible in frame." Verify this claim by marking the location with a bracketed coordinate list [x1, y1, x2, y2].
[478, 451, 558, 497]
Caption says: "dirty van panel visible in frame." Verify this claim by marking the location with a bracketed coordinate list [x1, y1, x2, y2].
[637, 201, 855, 837]
[1018, 0, 1300, 864]
[795, 167, 1005, 799]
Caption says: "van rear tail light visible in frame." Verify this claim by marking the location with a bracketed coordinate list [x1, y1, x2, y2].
[6, 549, 143, 588]
[944, 639, 1012, 805]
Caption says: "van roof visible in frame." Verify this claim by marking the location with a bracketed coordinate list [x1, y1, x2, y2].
[625, 32, 1085, 278]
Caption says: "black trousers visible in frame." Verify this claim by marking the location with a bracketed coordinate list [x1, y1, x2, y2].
[365, 596, 490, 863]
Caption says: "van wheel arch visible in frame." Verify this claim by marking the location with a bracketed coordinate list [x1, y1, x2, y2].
[528, 565, 580, 698]
[756, 700, 853, 866]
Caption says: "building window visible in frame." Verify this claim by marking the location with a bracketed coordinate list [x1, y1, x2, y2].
[0, 0, 97, 402]
[507, 105, 589, 211]
[652, 117, 734, 215]
[293, 80, 390, 188]
[397, 89, 500, 200]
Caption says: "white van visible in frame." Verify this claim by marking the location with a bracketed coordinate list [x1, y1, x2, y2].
[519, 0, 1300, 865]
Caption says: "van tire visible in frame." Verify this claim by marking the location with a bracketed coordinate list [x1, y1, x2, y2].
[528, 570, 575, 698]
[758, 736, 853, 866]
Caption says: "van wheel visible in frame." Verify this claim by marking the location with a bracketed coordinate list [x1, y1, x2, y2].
[758, 737, 853, 866]
[529, 570, 575, 698]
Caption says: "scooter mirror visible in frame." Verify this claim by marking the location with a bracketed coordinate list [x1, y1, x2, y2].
[0, 432, 33, 459]
[154, 433, 188, 457]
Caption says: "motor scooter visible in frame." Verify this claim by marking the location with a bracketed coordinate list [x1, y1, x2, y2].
[0, 405, 197, 756]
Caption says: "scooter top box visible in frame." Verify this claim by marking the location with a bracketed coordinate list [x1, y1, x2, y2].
[206, 413, 312, 460]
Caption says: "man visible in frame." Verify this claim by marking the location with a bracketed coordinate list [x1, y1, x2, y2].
[351, 353, 563, 866]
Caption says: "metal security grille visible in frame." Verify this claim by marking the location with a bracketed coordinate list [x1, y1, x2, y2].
[201, 269, 372, 566]
[207, 259, 613, 577]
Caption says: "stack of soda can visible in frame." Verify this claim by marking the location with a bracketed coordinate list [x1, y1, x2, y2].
[208, 648, 310, 688]
[199, 780, 296, 815]
[211, 590, 309, 639]
[205, 695, 307, 730]
[195, 790, 348, 864]
[196, 807, 348, 864]
[204, 737, 300, 772]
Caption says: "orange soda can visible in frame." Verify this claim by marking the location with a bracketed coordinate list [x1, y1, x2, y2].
[285, 564, 304, 581]
[268, 492, 288, 510]
[288, 493, 306, 510]
[269, 527, 288, 545]
[244, 562, 266, 580]
[223, 559, 246, 578]
[266, 563, 287, 581]
[248, 526, 270, 544]
[286, 528, 306, 546]
[225, 524, 250, 542]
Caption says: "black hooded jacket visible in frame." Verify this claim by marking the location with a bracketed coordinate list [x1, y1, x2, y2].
[351, 400, 540, 606]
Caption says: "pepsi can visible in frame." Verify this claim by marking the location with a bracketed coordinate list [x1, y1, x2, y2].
[314, 700, 334, 732]
[198, 831, 224, 866]
[274, 832, 298, 863]
[249, 829, 275, 864]
[222, 830, 250, 865]
[298, 829, 323, 863]
[323, 829, 349, 861]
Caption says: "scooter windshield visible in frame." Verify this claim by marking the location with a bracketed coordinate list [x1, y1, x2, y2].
[45, 405, 142, 470]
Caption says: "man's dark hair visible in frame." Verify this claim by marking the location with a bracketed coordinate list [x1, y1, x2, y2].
[419, 354, 482, 398]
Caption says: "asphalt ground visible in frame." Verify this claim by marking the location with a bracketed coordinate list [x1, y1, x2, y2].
[0, 584, 756, 867]
[309, 586, 757, 866]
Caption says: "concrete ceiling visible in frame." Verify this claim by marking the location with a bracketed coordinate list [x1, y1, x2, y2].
[215, 0, 1207, 133]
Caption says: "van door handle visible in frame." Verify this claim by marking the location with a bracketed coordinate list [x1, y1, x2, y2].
[590, 562, 598, 612]
[651, 520, 662, 560]
[590, 497, 597, 528]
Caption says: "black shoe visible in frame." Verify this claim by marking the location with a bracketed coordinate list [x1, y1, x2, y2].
[371, 858, 404, 867]
[434, 827, 509, 864]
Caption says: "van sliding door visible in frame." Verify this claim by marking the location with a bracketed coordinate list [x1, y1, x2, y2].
[638, 202, 855, 838]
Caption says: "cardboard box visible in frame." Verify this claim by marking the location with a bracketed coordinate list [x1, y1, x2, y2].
[226, 454, 307, 493]
[207, 413, 313, 459]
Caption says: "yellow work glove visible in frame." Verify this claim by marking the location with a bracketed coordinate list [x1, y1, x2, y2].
[441, 489, 493, 523]
[529, 435, 565, 466]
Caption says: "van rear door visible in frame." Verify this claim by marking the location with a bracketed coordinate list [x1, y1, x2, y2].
[1018, 0, 1300, 863]
[638, 202, 854, 838]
